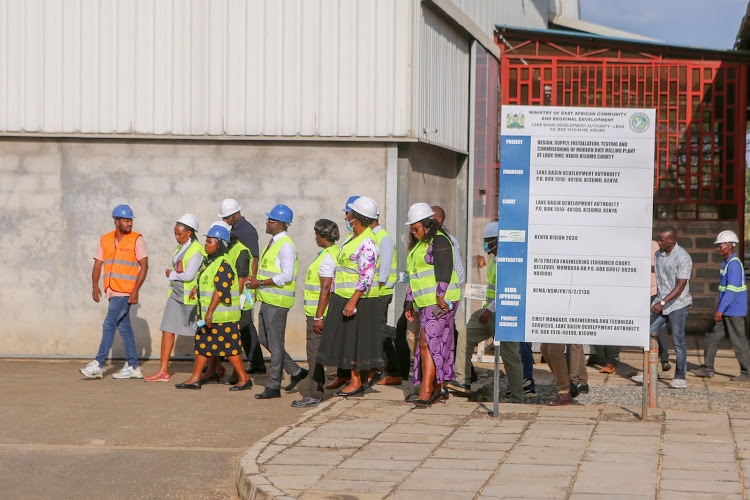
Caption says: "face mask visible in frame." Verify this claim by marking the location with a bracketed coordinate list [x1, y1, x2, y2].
[345, 220, 353, 232]
[483, 241, 493, 253]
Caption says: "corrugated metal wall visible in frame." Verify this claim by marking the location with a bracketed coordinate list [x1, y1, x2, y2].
[447, 0, 549, 36]
[0, 0, 412, 138]
[418, 5, 470, 153]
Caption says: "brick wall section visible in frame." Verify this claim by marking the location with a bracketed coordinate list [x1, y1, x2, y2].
[667, 220, 744, 334]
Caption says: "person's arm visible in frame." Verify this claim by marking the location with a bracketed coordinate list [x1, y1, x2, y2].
[129, 257, 149, 304]
[651, 279, 687, 314]
[235, 249, 251, 289]
[314, 277, 334, 333]
[431, 235, 454, 311]
[404, 285, 415, 321]
[251, 257, 259, 278]
[271, 242, 295, 286]
[169, 250, 203, 282]
[716, 259, 743, 321]
[92, 259, 103, 303]
[378, 235, 395, 288]
[345, 238, 378, 315]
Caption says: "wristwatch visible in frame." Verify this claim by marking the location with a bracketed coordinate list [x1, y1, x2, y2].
[660, 300, 666, 306]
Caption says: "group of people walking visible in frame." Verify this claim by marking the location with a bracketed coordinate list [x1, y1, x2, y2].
[80, 198, 473, 409]
[80, 202, 749, 407]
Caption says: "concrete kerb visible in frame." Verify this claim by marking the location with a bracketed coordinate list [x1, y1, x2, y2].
[237, 398, 340, 500]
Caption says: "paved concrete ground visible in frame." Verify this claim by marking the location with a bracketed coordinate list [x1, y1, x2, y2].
[238, 337, 750, 499]
[0, 359, 306, 499]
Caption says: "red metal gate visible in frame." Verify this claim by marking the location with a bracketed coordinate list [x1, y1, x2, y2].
[496, 32, 747, 223]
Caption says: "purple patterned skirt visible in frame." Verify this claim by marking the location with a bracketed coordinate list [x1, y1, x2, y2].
[412, 303, 456, 385]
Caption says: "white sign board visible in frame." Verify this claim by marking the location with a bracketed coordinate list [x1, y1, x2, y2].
[495, 105, 655, 349]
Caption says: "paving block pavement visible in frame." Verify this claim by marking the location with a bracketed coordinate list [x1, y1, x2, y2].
[237, 341, 750, 499]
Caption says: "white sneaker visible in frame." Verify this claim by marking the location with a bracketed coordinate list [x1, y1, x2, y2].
[669, 378, 687, 389]
[631, 373, 644, 384]
[112, 364, 143, 379]
[80, 360, 104, 379]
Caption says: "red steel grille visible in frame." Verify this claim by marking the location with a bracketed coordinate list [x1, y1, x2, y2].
[497, 37, 746, 221]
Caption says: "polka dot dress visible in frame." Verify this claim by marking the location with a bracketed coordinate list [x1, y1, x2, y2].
[194, 259, 242, 358]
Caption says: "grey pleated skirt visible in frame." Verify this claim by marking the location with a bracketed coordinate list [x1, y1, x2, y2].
[159, 293, 198, 336]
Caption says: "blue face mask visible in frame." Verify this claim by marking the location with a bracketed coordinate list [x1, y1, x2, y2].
[483, 241, 493, 253]
[345, 220, 353, 232]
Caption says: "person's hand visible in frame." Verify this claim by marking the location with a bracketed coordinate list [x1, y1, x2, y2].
[205, 311, 213, 328]
[314, 319, 324, 334]
[715, 311, 723, 323]
[92, 285, 102, 303]
[165, 269, 171, 278]
[343, 298, 358, 317]
[650, 302, 664, 315]
[405, 302, 415, 322]
[189, 286, 198, 301]
[128, 291, 139, 304]
[478, 308, 492, 325]
[436, 296, 449, 312]
[245, 277, 261, 289]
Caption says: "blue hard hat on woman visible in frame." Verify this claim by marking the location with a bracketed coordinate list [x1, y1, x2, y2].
[205, 221, 231, 242]
[265, 204, 293, 224]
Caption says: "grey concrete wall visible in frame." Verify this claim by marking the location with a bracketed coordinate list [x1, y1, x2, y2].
[0, 139, 386, 359]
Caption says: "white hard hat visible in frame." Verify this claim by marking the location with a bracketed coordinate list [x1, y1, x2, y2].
[405, 203, 435, 225]
[218, 198, 241, 218]
[714, 230, 739, 245]
[348, 196, 379, 219]
[176, 213, 199, 232]
[483, 221, 499, 239]
[215, 220, 232, 231]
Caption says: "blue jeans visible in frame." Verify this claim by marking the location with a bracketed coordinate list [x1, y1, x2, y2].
[96, 296, 138, 367]
[520, 342, 535, 389]
[650, 306, 689, 380]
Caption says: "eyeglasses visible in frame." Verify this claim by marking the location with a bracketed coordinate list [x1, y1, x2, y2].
[267, 218, 280, 224]
[409, 224, 424, 234]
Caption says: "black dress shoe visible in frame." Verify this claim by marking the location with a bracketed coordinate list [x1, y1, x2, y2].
[229, 379, 254, 391]
[569, 381, 580, 399]
[413, 399, 431, 408]
[175, 382, 201, 390]
[404, 393, 419, 403]
[199, 372, 221, 385]
[248, 365, 267, 374]
[284, 368, 308, 392]
[577, 384, 590, 394]
[334, 386, 364, 398]
[254, 387, 281, 399]
[428, 387, 449, 405]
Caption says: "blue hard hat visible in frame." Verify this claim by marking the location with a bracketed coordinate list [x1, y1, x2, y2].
[342, 196, 360, 213]
[112, 204, 135, 219]
[265, 204, 293, 224]
[205, 223, 231, 242]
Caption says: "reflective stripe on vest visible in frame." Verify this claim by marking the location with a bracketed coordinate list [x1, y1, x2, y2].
[335, 227, 380, 299]
[167, 240, 206, 306]
[303, 245, 340, 316]
[484, 258, 497, 308]
[257, 235, 298, 309]
[227, 241, 255, 310]
[198, 258, 241, 323]
[719, 256, 748, 293]
[101, 231, 142, 293]
[372, 228, 398, 297]
[406, 231, 461, 308]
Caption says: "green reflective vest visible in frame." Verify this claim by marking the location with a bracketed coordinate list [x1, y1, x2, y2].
[335, 227, 380, 299]
[304, 245, 340, 317]
[227, 241, 254, 311]
[257, 235, 298, 309]
[406, 231, 461, 308]
[372, 227, 397, 297]
[198, 257, 241, 323]
[484, 257, 496, 309]
[168, 240, 206, 306]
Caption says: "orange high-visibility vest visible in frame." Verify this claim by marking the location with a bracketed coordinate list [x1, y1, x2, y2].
[101, 231, 142, 293]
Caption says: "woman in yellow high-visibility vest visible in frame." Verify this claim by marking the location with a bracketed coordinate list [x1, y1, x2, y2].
[316, 196, 382, 398]
[404, 203, 461, 408]
[175, 222, 252, 391]
[145, 214, 206, 382]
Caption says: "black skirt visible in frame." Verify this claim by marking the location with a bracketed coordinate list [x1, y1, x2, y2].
[316, 293, 384, 371]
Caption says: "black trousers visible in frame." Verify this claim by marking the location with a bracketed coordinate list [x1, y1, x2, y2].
[240, 308, 265, 369]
